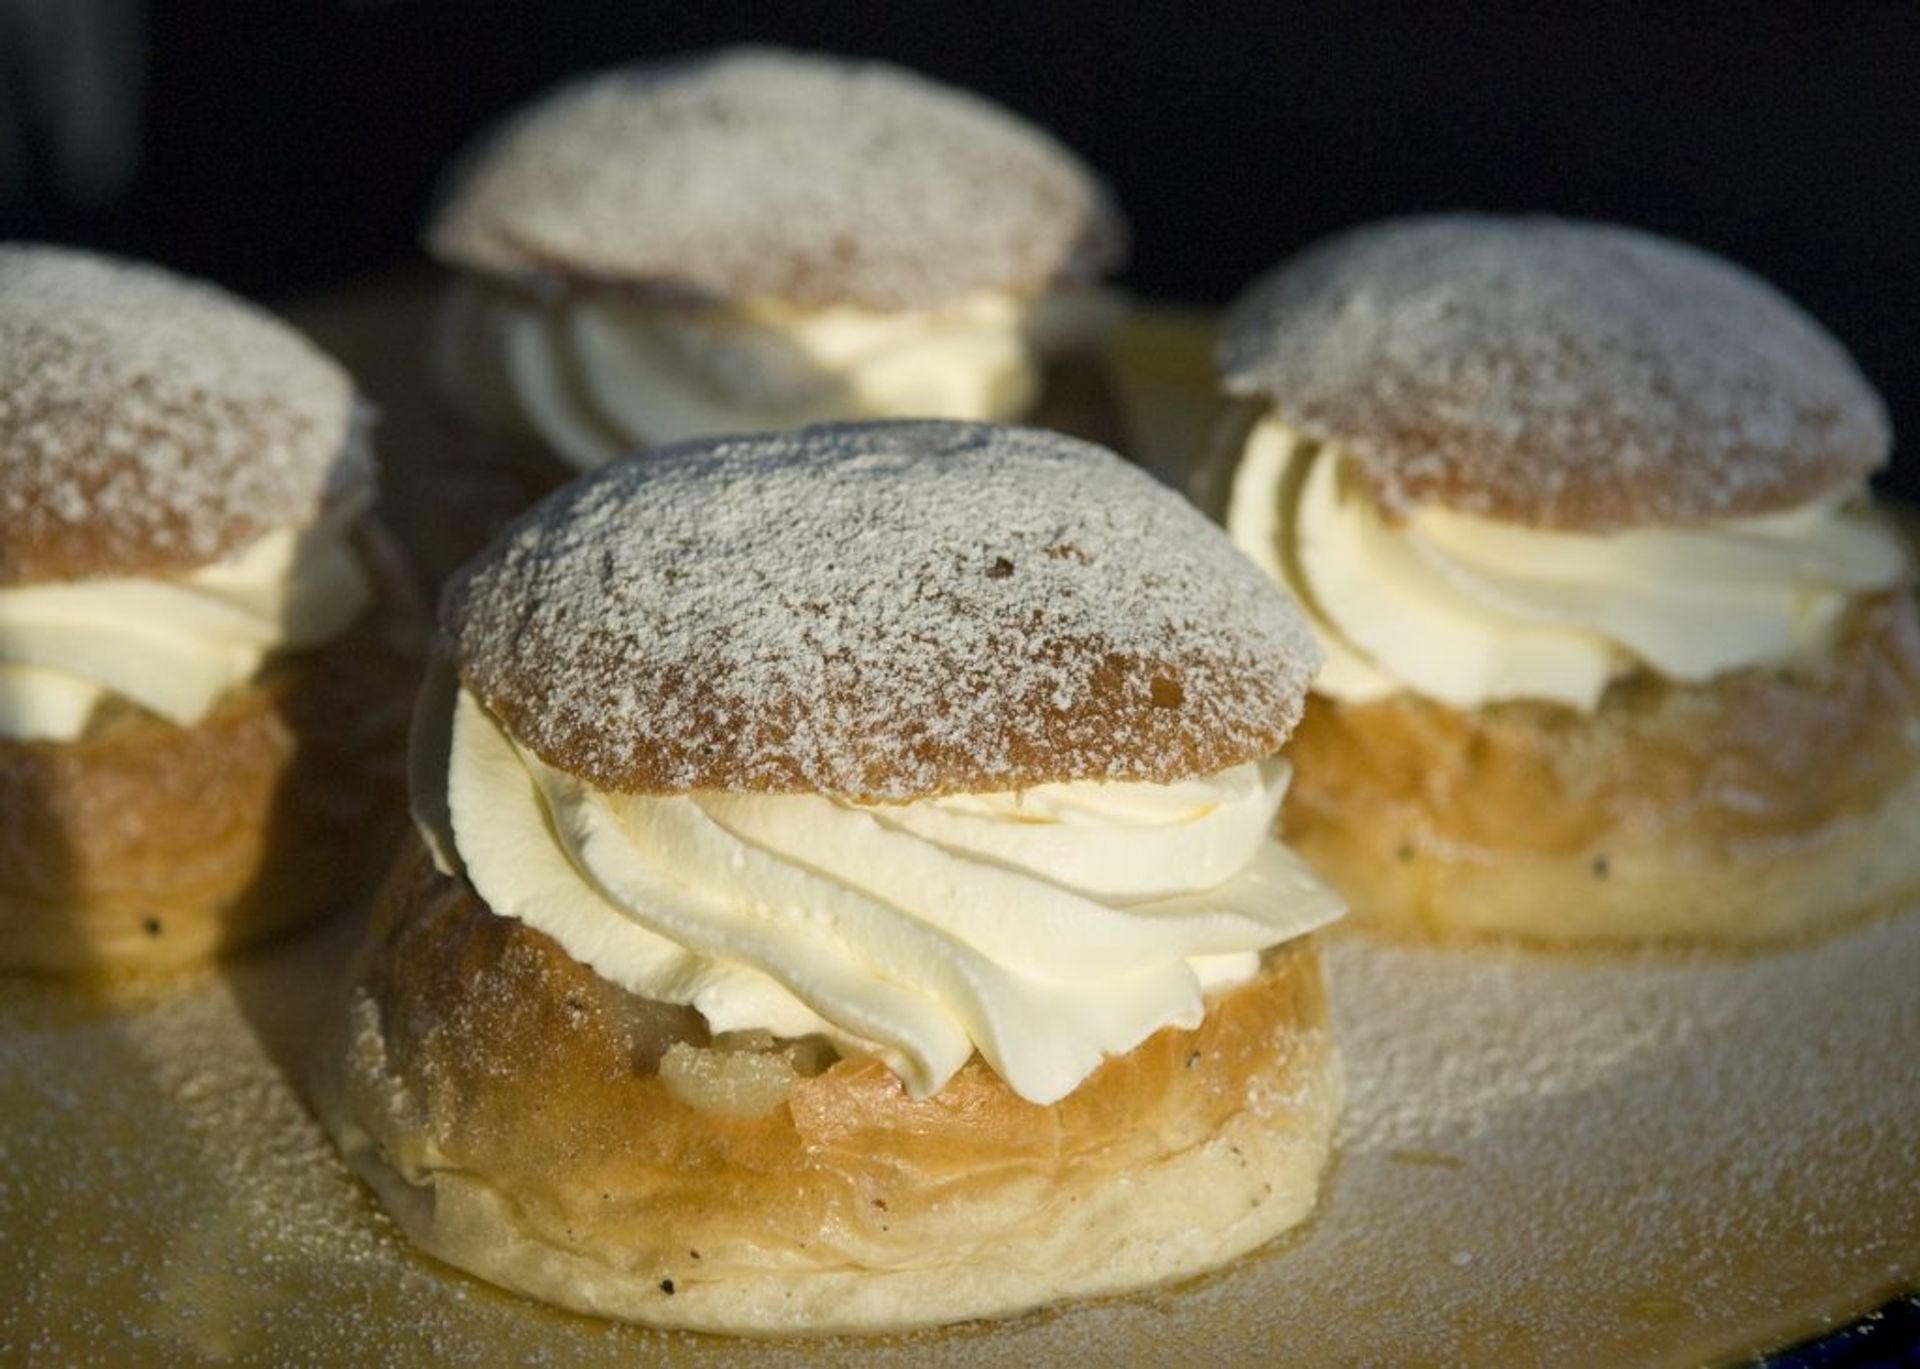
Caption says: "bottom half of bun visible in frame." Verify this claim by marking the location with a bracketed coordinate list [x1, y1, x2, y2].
[1284, 591, 1920, 946]
[0, 528, 422, 973]
[311, 839, 1341, 1335]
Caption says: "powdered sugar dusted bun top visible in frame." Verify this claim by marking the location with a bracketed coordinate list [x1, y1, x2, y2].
[445, 421, 1319, 800]
[0, 244, 367, 586]
[426, 47, 1126, 309]
[1219, 215, 1889, 532]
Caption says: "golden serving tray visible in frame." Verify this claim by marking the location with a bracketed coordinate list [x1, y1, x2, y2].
[1, 284, 1914, 1364]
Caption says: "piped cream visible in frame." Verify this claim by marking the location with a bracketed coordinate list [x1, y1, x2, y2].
[436, 283, 1116, 469]
[1224, 417, 1909, 710]
[0, 506, 372, 741]
[434, 682, 1343, 1105]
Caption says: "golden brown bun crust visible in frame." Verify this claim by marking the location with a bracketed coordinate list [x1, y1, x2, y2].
[1219, 216, 1888, 532]
[1284, 591, 1920, 944]
[443, 422, 1320, 801]
[311, 840, 1339, 1333]
[0, 526, 422, 972]
[427, 48, 1125, 310]
[0, 244, 366, 585]
[409, 353, 1134, 588]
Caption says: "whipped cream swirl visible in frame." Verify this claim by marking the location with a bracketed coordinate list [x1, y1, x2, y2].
[1225, 418, 1910, 710]
[428, 680, 1342, 1105]
[0, 501, 373, 742]
[435, 283, 1116, 471]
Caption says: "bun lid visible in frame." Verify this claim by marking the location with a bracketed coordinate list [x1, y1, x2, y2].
[0, 244, 366, 587]
[443, 421, 1318, 802]
[1219, 215, 1889, 532]
[426, 46, 1127, 310]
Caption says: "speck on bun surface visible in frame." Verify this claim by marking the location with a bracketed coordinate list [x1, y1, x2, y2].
[321, 420, 1339, 1332]
[1218, 214, 1888, 532]
[444, 420, 1322, 801]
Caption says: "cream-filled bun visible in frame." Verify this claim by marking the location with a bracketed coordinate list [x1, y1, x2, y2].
[312, 421, 1344, 1333]
[415, 47, 1129, 577]
[0, 245, 419, 972]
[1203, 214, 1920, 945]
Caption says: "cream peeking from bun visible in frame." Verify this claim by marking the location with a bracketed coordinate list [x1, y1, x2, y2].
[417, 48, 1128, 575]
[315, 421, 1343, 1333]
[0, 245, 418, 971]
[1202, 215, 1920, 944]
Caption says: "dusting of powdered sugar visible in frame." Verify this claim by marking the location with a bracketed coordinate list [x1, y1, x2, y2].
[444, 421, 1319, 800]
[426, 47, 1126, 309]
[5, 897, 1915, 1363]
[0, 244, 366, 585]
[1219, 215, 1889, 532]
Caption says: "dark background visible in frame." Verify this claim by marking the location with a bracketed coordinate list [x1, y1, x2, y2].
[6, 2, 1918, 494]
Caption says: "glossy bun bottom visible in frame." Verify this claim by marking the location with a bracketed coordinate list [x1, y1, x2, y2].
[1284, 592, 1920, 946]
[0, 527, 420, 973]
[311, 839, 1340, 1335]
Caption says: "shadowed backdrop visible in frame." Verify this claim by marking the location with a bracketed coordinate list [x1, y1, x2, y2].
[5, 2, 1916, 494]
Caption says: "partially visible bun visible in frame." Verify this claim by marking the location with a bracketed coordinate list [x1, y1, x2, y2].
[0, 244, 366, 586]
[1219, 215, 1888, 532]
[1282, 592, 1920, 945]
[0, 528, 420, 973]
[444, 422, 1321, 801]
[427, 47, 1126, 309]
[312, 840, 1340, 1335]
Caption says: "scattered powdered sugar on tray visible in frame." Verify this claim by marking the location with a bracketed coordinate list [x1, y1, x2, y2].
[0, 245, 365, 585]
[1218, 215, 1888, 532]
[445, 421, 1320, 800]
[427, 46, 1125, 309]
[4, 904, 1915, 1364]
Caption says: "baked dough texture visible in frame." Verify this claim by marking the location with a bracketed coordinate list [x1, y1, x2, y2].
[0, 528, 421, 972]
[312, 842, 1341, 1335]
[0, 244, 365, 585]
[0, 246, 419, 972]
[1218, 215, 1888, 532]
[443, 421, 1321, 800]
[320, 420, 1337, 1329]
[1282, 592, 1920, 945]
[1213, 216, 1917, 944]
[427, 47, 1125, 308]
[408, 352, 1132, 588]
